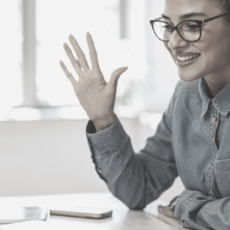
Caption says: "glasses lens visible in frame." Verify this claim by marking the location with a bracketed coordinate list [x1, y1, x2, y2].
[178, 21, 201, 41]
[153, 21, 171, 41]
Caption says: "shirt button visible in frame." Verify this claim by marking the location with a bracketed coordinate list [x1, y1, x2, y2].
[210, 189, 213, 196]
[212, 116, 217, 123]
[211, 103, 215, 108]
[97, 168, 102, 174]
[215, 152, 218, 157]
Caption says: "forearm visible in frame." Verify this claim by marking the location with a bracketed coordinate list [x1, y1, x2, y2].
[86, 82, 181, 210]
[86, 117, 178, 209]
[175, 190, 230, 230]
[87, 117, 149, 209]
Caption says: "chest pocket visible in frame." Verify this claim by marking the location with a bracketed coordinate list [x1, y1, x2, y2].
[215, 159, 230, 197]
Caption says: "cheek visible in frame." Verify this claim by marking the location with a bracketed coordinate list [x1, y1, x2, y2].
[200, 27, 230, 65]
[201, 40, 230, 70]
[216, 39, 230, 61]
[164, 41, 170, 52]
[164, 43, 176, 61]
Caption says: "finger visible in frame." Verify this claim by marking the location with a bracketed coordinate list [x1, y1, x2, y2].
[63, 43, 82, 76]
[158, 205, 163, 214]
[158, 205, 168, 214]
[162, 207, 169, 216]
[109, 67, 128, 90]
[158, 205, 174, 218]
[69, 34, 89, 70]
[60, 60, 77, 85]
[86, 32, 100, 69]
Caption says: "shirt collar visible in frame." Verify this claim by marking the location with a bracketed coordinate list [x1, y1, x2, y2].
[199, 77, 230, 118]
[199, 77, 211, 118]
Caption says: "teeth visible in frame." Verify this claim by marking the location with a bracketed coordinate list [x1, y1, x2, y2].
[177, 54, 200, 62]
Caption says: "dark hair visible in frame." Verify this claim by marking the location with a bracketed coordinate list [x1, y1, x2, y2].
[211, 0, 230, 22]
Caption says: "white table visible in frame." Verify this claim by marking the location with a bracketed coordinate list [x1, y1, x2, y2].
[0, 193, 181, 230]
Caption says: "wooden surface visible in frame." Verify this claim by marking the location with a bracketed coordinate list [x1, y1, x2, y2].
[0, 193, 181, 230]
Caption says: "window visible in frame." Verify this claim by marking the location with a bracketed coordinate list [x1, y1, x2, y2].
[36, 0, 121, 106]
[1, 0, 121, 117]
[2, 0, 179, 121]
[0, 0, 23, 120]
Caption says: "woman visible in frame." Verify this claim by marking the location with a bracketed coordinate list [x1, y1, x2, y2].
[60, 0, 230, 229]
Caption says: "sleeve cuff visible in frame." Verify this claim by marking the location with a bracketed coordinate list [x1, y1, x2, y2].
[86, 117, 127, 155]
[174, 191, 192, 222]
[174, 190, 216, 227]
[86, 120, 96, 134]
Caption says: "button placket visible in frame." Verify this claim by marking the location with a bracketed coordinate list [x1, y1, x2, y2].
[210, 189, 213, 196]
[212, 116, 217, 123]
[207, 111, 219, 148]
[206, 110, 219, 197]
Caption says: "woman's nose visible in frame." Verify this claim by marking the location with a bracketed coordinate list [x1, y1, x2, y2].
[168, 30, 188, 50]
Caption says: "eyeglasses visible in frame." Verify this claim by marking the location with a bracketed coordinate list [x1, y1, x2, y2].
[150, 12, 230, 42]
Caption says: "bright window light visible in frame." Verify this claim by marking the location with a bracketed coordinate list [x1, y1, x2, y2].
[36, 0, 121, 106]
[0, 0, 23, 119]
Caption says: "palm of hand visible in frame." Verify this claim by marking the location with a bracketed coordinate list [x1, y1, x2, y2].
[60, 32, 128, 122]
[75, 69, 114, 121]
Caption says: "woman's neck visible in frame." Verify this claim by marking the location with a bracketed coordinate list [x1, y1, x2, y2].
[205, 70, 230, 97]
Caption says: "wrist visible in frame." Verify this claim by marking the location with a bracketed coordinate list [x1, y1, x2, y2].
[92, 113, 117, 132]
[168, 195, 179, 214]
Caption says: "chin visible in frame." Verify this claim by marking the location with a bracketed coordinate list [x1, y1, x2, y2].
[177, 69, 204, 82]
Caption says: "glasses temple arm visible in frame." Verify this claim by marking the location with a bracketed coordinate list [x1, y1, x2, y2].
[203, 12, 230, 23]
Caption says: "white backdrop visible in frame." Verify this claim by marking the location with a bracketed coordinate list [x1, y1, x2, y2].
[0, 118, 184, 202]
[0, 0, 184, 203]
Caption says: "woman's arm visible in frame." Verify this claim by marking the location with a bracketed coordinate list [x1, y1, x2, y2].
[174, 190, 230, 230]
[60, 32, 181, 210]
[86, 81, 181, 209]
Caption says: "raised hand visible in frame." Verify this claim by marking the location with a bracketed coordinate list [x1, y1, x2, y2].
[60, 33, 128, 132]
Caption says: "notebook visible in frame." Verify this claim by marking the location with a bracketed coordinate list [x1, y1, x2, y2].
[0, 221, 49, 230]
[0, 207, 47, 224]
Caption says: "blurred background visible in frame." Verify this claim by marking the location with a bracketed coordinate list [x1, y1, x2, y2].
[0, 0, 184, 202]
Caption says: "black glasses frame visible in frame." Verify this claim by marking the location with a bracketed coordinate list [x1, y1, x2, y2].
[150, 12, 230, 42]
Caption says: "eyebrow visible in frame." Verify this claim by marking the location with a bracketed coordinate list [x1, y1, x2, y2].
[161, 12, 208, 21]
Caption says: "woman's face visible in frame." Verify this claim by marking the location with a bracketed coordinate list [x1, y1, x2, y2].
[163, 0, 230, 82]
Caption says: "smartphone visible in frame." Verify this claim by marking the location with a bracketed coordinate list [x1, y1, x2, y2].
[50, 207, 112, 220]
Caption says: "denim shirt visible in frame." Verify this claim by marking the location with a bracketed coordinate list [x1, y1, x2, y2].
[86, 77, 230, 230]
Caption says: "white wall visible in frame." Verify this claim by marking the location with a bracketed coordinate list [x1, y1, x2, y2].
[0, 117, 184, 202]
[0, 0, 184, 203]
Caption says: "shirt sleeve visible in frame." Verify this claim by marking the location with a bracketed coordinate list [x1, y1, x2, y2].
[86, 81, 181, 210]
[175, 190, 230, 230]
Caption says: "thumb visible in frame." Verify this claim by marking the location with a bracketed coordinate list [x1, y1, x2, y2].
[108, 67, 128, 90]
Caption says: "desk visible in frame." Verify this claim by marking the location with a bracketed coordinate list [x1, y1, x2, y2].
[0, 193, 181, 230]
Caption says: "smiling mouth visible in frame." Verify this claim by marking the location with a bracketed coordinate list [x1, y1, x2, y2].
[177, 54, 201, 62]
